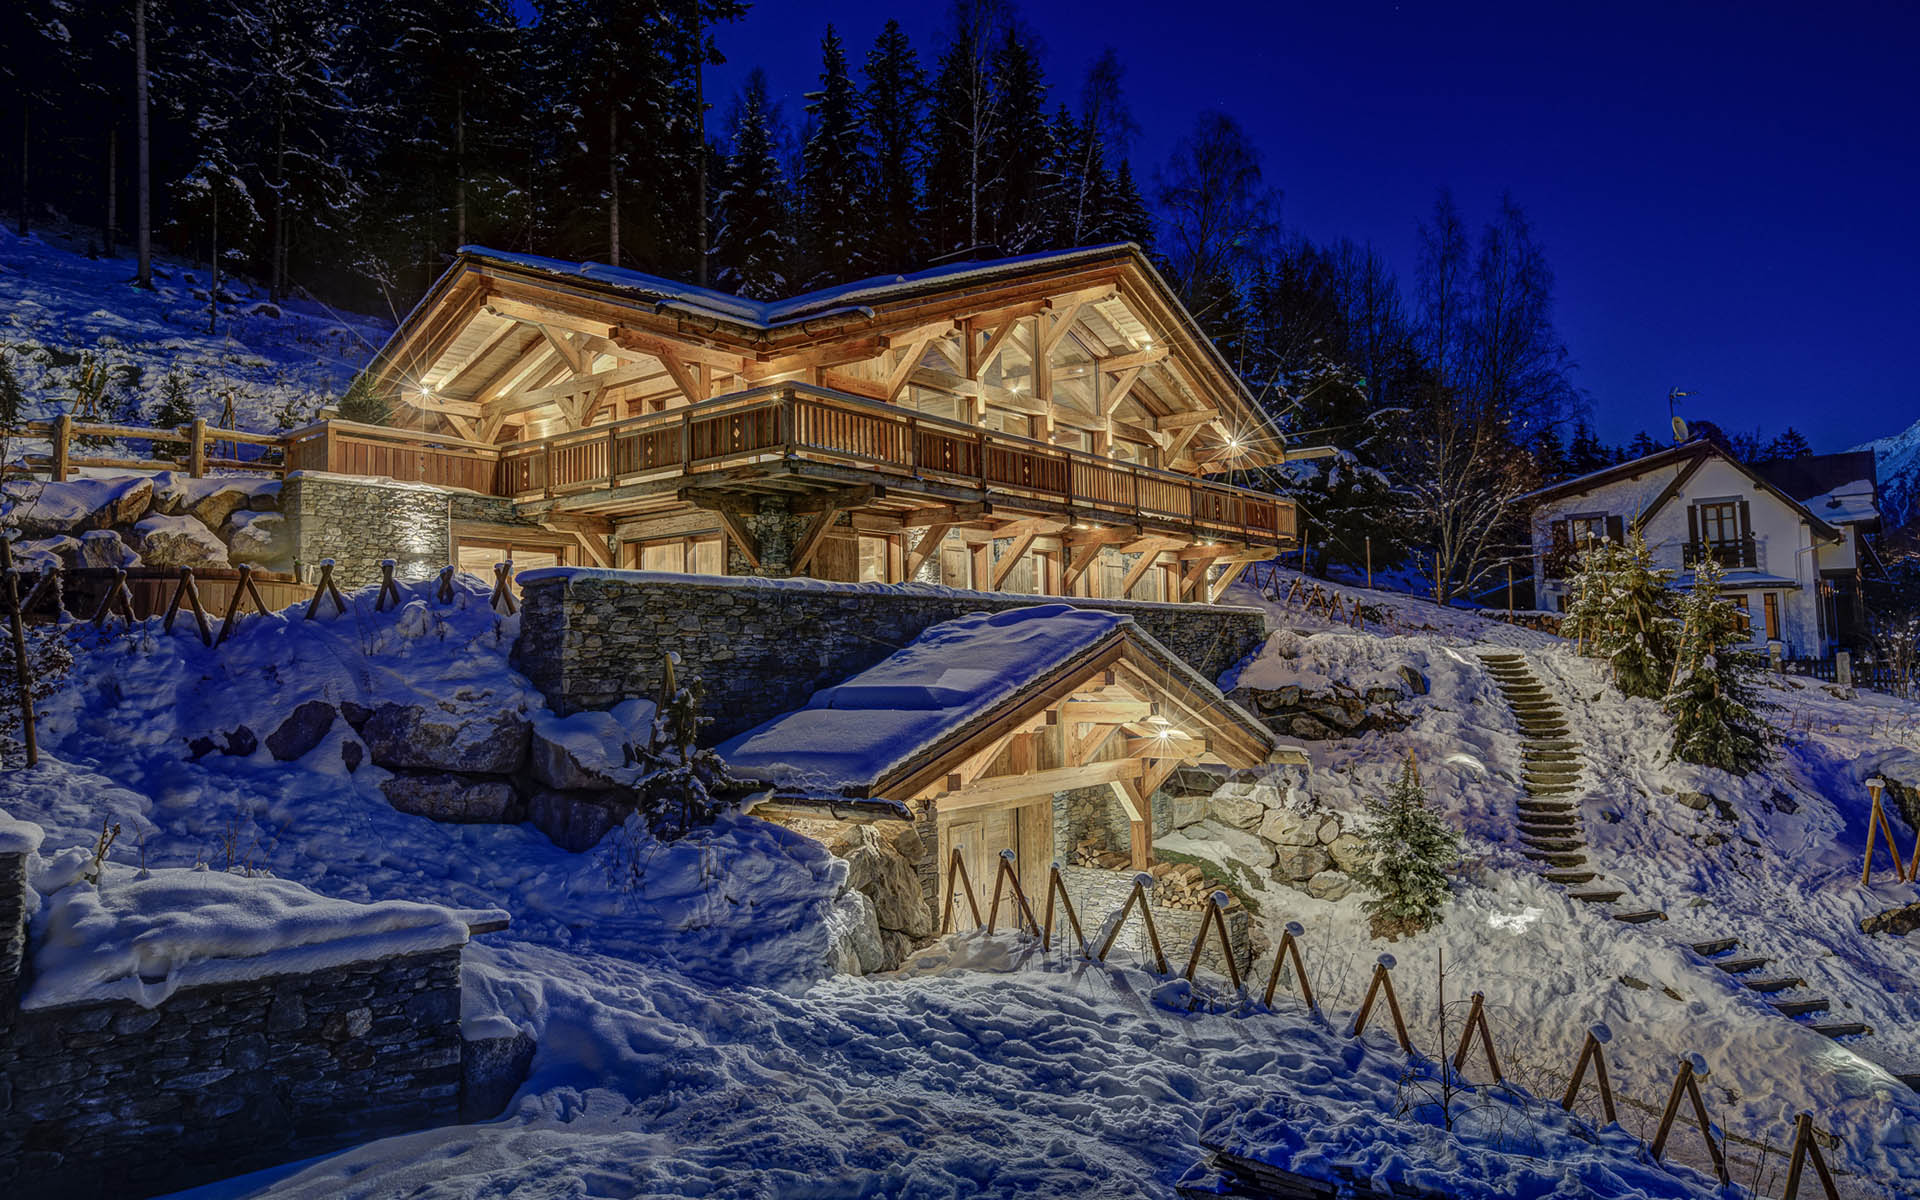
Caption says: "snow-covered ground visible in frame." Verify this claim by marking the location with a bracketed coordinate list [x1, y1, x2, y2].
[0, 226, 387, 437]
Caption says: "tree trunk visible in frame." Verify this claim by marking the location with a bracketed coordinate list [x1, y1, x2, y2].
[607, 102, 620, 266]
[135, 0, 152, 289]
[454, 88, 466, 249]
[692, 2, 707, 286]
[105, 128, 117, 256]
[272, 113, 287, 301]
[15, 100, 27, 237]
[208, 184, 219, 336]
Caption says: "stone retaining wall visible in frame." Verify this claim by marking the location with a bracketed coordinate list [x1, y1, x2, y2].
[514, 570, 1268, 740]
[1058, 865, 1251, 977]
[282, 473, 452, 588]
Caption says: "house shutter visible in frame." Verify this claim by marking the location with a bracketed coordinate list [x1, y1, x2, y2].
[1738, 499, 1751, 538]
[1737, 499, 1754, 566]
[1606, 515, 1624, 544]
[1687, 505, 1699, 546]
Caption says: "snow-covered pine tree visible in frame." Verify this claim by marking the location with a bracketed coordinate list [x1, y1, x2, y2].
[1103, 160, 1153, 249]
[1664, 556, 1773, 774]
[860, 19, 927, 275]
[337, 373, 390, 425]
[798, 25, 869, 289]
[1598, 531, 1678, 700]
[150, 370, 197, 428]
[984, 26, 1050, 253]
[1349, 752, 1460, 941]
[1556, 537, 1619, 657]
[924, 0, 1008, 256]
[711, 69, 792, 299]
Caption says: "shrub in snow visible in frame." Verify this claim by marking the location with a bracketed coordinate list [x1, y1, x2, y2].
[1348, 753, 1459, 941]
[1664, 557, 1773, 774]
[337, 372, 390, 425]
[150, 368, 197, 428]
[1563, 532, 1676, 699]
[626, 657, 750, 843]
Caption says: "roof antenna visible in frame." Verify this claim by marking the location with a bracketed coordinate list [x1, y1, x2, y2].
[1667, 388, 1691, 443]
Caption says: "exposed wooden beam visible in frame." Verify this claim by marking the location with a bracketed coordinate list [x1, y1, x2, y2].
[791, 485, 884, 513]
[613, 328, 748, 374]
[432, 320, 520, 393]
[1100, 366, 1143, 417]
[968, 317, 1019, 381]
[901, 501, 993, 527]
[1177, 555, 1213, 602]
[791, 508, 841, 574]
[881, 318, 962, 350]
[1068, 721, 1124, 767]
[484, 297, 616, 341]
[1098, 346, 1169, 375]
[655, 349, 703, 405]
[1117, 546, 1164, 599]
[936, 758, 1144, 812]
[885, 337, 935, 401]
[1209, 559, 1257, 603]
[1062, 539, 1103, 591]
[903, 522, 955, 581]
[1060, 699, 1153, 723]
[499, 362, 665, 416]
[818, 367, 890, 402]
[1157, 408, 1223, 430]
[989, 526, 1041, 589]
[714, 508, 761, 570]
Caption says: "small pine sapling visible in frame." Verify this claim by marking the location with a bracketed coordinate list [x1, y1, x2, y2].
[151, 369, 197, 428]
[1558, 538, 1619, 657]
[1602, 532, 1678, 699]
[634, 654, 745, 839]
[1664, 557, 1774, 773]
[1350, 752, 1461, 941]
[337, 373, 390, 425]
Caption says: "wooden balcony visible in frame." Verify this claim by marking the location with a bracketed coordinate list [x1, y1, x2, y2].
[283, 420, 501, 494]
[495, 384, 1296, 546]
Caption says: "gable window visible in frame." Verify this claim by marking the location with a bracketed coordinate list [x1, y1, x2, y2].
[1687, 499, 1754, 568]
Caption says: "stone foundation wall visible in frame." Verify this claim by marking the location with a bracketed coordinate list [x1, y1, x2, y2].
[514, 571, 1268, 739]
[1057, 865, 1250, 978]
[0, 946, 463, 1199]
[0, 853, 25, 1013]
[282, 473, 453, 588]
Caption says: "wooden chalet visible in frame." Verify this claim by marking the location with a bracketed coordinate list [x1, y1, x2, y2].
[347, 243, 1301, 601]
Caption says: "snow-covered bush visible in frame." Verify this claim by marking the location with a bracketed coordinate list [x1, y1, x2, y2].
[1561, 532, 1676, 700]
[1664, 557, 1772, 774]
[1348, 753, 1460, 940]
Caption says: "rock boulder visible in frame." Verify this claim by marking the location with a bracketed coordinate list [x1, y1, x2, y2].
[134, 513, 228, 569]
[78, 529, 140, 569]
[362, 703, 531, 775]
[381, 773, 520, 823]
[1272, 843, 1333, 882]
[1306, 870, 1356, 901]
[834, 825, 935, 941]
[826, 888, 887, 975]
[527, 789, 626, 852]
[266, 701, 337, 762]
[225, 511, 291, 570]
[1258, 805, 1325, 847]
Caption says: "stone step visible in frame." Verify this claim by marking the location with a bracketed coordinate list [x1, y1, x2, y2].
[1568, 888, 1624, 904]
[1517, 719, 1571, 731]
[1518, 823, 1580, 840]
[1713, 956, 1770, 975]
[1772, 998, 1831, 1019]
[1612, 909, 1667, 925]
[1812, 1022, 1872, 1039]
[1517, 806, 1578, 820]
[1519, 835, 1585, 852]
[1524, 850, 1589, 868]
[1527, 786, 1580, 798]
[1500, 685, 1550, 697]
[1522, 748, 1580, 759]
[1524, 772, 1582, 786]
[1742, 976, 1806, 995]
[1545, 868, 1598, 885]
[1529, 739, 1581, 751]
[1691, 938, 1739, 958]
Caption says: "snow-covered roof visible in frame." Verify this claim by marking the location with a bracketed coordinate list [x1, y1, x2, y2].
[718, 605, 1129, 792]
[460, 243, 1139, 333]
[24, 852, 473, 1010]
[1802, 479, 1878, 525]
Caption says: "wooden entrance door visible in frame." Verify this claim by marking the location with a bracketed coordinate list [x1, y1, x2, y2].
[940, 800, 1051, 925]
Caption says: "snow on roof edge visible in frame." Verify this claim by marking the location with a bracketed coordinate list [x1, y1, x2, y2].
[0, 808, 45, 856]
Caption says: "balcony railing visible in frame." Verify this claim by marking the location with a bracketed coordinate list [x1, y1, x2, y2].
[497, 384, 1296, 544]
[1683, 536, 1757, 570]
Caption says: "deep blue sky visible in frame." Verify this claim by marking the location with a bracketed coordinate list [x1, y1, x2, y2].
[708, 1, 1919, 453]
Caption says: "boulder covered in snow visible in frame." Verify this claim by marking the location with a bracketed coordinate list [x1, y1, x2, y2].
[527, 699, 656, 791]
[189, 482, 257, 531]
[826, 888, 886, 975]
[13, 535, 81, 571]
[831, 824, 934, 964]
[266, 700, 337, 762]
[362, 703, 530, 775]
[134, 512, 228, 568]
[1257, 805, 1326, 847]
[4, 475, 154, 535]
[527, 788, 627, 852]
[78, 528, 140, 569]
[224, 510, 291, 570]
[380, 772, 521, 823]
[1209, 781, 1276, 830]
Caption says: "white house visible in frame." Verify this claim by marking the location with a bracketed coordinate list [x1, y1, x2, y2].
[1525, 442, 1879, 658]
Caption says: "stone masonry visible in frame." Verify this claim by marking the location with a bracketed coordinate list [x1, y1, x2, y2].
[514, 571, 1268, 741]
[282, 472, 453, 588]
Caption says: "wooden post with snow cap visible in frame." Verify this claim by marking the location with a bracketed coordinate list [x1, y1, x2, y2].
[1451, 991, 1503, 1084]
[1349, 954, 1413, 1053]
[490, 560, 517, 614]
[1862, 778, 1909, 885]
[89, 567, 136, 628]
[1782, 1111, 1842, 1200]
[1261, 921, 1316, 1012]
[985, 848, 1040, 937]
[1041, 862, 1088, 955]
[163, 566, 213, 645]
[375, 558, 402, 612]
[1094, 872, 1168, 974]
[436, 564, 456, 603]
[303, 559, 347, 620]
[188, 416, 207, 477]
[1182, 891, 1244, 989]
[213, 563, 268, 647]
[1559, 1023, 1617, 1124]
[939, 847, 984, 935]
[1649, 1053, 1729, 1186]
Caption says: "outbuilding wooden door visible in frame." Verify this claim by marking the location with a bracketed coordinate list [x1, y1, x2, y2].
[940, 800, 1050, 923]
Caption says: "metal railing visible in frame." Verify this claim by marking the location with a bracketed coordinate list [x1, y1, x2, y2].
[1683, 536, 1758, 569]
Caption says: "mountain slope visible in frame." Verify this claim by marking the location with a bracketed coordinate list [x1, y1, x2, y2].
[1855, 413, 1920, 532]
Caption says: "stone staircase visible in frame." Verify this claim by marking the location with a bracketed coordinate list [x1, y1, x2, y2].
[1477, 652, 1658, 921]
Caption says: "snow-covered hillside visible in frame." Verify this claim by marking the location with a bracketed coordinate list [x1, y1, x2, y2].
[0, 227, 388, 434]
[1856, 413, 1920, 532]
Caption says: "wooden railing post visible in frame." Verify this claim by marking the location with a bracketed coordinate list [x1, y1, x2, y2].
[985, 849, 1040, 937]
[1863, 777, 1909, 885]
[1181, 891, 1243, 988]
[1783, 1111, 1842, 1200]
[1261, 920, 1315, 1011]
[1451, 991, 1504, 1083]
[1560, 1024, 1618, 1124]
[1649, 1053, 1729, 1186]
[188, 417, 207, 477]
[52, 413, 72, 481]
[939, 847, 984, 935]
[1348, 954, 1413, 1053]
[1041, 862, 1087, 955]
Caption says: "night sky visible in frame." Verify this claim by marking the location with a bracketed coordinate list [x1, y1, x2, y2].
[709, 0, 1919, 454]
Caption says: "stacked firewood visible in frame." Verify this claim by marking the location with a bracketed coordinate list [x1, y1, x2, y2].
[1071, 838, 1131, 870]
[1147, 861, 1234, 911]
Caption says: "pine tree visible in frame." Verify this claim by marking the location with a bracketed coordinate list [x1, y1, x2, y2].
[860, 19, 927, 275]
[1595, 531, 1678, 699]
[1349, 753, 1460, 941]
[1532, 424, 1569, 481]
[151, 370, 197, 428]
[798, 25, 869, 289]
[924, 0, 1007, 256]
[0, 352, 25, 434]
[984, 25, 1050, 252]
[337, 372, 390, 424]
[1626, 430, 1660, 459]
[1104, 159, 1152, 249]
[1558, 537, 1621, 656]
[1764, 427, 1813, 460]
[1664, 557, 1773, 773]
[711, 69, 792, 299]
[1567, 420, 1608, 474]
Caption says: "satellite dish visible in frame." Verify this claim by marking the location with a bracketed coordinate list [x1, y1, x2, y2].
[1671, 416, 1690, 443]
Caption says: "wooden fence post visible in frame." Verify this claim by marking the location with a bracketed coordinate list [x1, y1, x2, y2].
[189, 416, 207, 477]
[436, 564, 456, 603]
[0, 537, 38, 766]
[1560, 1024, 1618, 1124]
[1093, 872, 1169, 974]
[938, 847, 984, 935]
[1348, 954, 1413, 1053]
[1862, 778, 1909, 885]
[162, 566, 214, 645]
[985, 849, 1040, 936]
[89, 567, 135, 628]
[1041, 862, 1087, 956]
[304, 560, 347, 620]
[213, 563, 263, 647]
[52, 413, 71, 482]
[1649, 1054, 1729, 1186]
[1261, 920, 1316, 1011]
[1782, 1111, 1842, 1200]
[490, 560, 517, 614]
[375, 559, 402, 612]
[1181, 891, 1244, 988]
[1450, 991, 1504, 1084]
